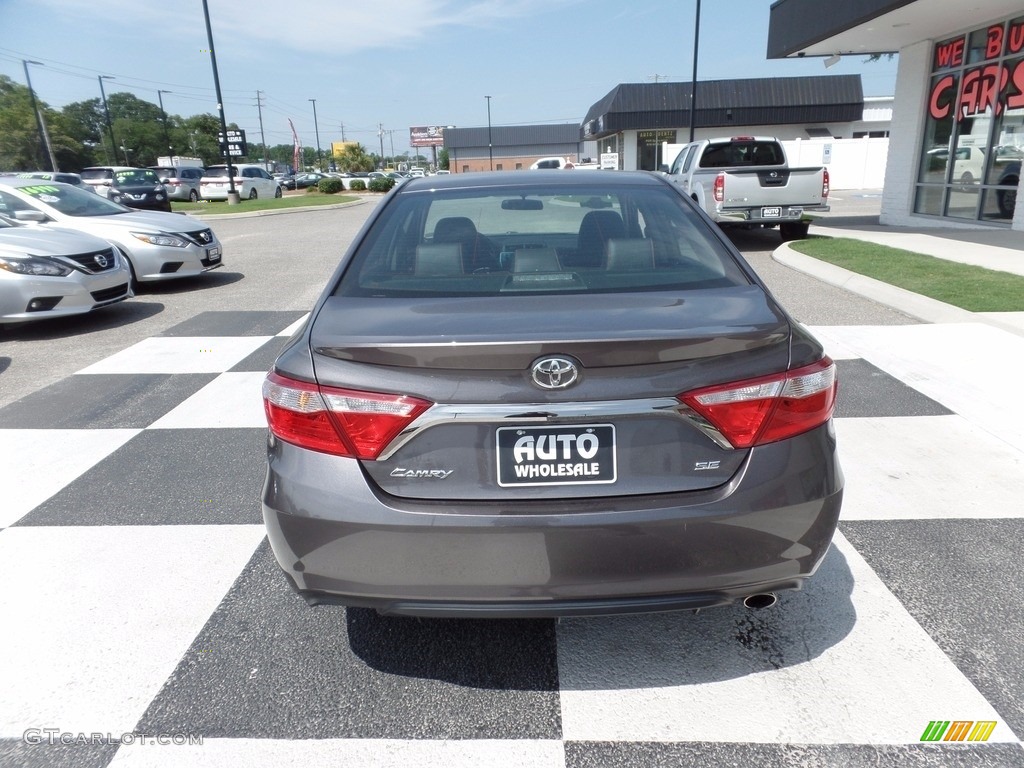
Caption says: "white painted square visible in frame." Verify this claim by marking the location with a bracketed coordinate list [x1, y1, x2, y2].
[277, 314, 309, 337]
[805, 325, 861, 360]
[77, 337, 273, 375]
[0, 429, 141, 527]
[148, 372, 268, 429]
[836, 415, 1024, 520]
[819, 324, 1024, 453]
[0, 525, 266, 737]
[556, 532, 1017, 744]
[109, 738, 565, 768]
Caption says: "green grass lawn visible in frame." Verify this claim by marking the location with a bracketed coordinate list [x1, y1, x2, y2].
[172, 191, 362, 215]
[788, 236, 1024, 312]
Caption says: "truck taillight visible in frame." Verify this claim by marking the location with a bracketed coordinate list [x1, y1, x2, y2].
[822, 168, 830, 199]
[713, 172, 725, 202]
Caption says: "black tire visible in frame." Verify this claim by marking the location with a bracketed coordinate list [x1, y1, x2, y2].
[780, 221, 810, 242]
[189, 189, 199, 203]
[125, 257, 140, 293]
[997, 178, 1018, 218]
[274, 186, 283, 198]
[249, 188, 258, 200]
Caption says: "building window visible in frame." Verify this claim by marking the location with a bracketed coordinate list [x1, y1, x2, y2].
[916, 16, 1024, 223]
[496, 163, 503, 171]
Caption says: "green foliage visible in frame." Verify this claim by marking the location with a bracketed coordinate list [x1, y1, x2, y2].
[790, 237, 1024, 312]
[318, 177, 344, 194]
[348, 179, 366, 191]
[368, 176, 395, 193]
[335, 142, 375, 173]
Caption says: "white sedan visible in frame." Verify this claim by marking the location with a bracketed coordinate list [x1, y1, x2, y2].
[0, 213, 132, 325]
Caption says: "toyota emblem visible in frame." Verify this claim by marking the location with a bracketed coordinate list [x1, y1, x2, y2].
[530, 357, 579, 390]
[93, 253, 109, 268]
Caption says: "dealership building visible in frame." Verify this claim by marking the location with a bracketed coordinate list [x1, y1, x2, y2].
[443, 0, 1020, 231]
[771, 0, 1021, 230]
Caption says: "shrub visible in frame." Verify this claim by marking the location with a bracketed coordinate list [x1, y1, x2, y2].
[368, 177, 395, 193]
[348, 179, 366, 191]
[318, 178, 344, 194]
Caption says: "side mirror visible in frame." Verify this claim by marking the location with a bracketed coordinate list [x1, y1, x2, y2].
[15, 210, 48, 223]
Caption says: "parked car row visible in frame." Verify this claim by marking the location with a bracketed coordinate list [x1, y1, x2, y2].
[0, 176, 224, 326]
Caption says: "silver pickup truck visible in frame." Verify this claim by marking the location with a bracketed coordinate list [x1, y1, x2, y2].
[665, 136, 830, 241]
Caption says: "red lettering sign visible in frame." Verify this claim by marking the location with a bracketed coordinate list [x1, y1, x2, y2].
[1008, 60, 1024, 110]
[935, 37, 965, 68]
[929, 75, 956, 120]
[958, 64, 1008, 119]
[986, 25, 1004, 59]
[1008, 20, 1024, 54]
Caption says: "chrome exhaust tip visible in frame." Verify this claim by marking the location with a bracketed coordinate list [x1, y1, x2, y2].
[742, 592, 778, 610]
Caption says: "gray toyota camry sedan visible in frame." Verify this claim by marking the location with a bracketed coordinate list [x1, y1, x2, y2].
[262, 171, 842, 617]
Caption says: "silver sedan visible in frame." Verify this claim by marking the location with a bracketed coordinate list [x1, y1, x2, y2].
[0, 214, 131, 325]
[0, 177, 223, 287]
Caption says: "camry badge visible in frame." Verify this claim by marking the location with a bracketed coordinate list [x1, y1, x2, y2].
[531, 356, 579, 390]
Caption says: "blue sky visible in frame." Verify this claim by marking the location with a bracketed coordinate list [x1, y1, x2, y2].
[0, 0, 898, 154]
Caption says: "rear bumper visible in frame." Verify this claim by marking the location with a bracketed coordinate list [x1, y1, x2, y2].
[714, 204, 829, 224]
[263, 423, 843, 617]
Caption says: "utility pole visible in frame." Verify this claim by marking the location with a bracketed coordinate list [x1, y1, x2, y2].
[202, 0, 238, 202]
[256, 90, 268, 169]
[689, 0, 701, 143]
[98, 75, 117, 165]
[309, 98, 322, 171]
[485, 95, 493, 171]
[23, 60, 57, 171]
[378, 123, 384, 169]
[157, 90, 173, 160]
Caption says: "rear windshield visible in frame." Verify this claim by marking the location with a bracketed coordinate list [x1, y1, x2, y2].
[335, 180, 750, 298]
[80, 168, 114, 182]
[700, 141, 784, 168]
[204, 167, 232, 178]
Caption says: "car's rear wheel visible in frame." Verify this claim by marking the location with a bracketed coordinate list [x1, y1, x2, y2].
[249, 189, 258, 200]
[189, 189, 199, 203]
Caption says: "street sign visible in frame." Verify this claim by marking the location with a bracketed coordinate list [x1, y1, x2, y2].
[218, 129, 247, 158]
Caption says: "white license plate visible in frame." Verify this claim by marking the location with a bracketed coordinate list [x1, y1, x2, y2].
[496, 424, 616, 487]
[761, 206, 782, 217]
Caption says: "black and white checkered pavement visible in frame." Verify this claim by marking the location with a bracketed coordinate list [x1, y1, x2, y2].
[2, 310, 1022, 768]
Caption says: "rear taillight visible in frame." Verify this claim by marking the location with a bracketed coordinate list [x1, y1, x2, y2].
[822, 168, 830, 199]
[262, 371, 432, 459]
[679, 358, 837, 449]
[713, 172, 725, 202]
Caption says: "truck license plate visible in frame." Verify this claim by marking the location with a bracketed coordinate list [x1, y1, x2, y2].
[761, 206, 782, 218]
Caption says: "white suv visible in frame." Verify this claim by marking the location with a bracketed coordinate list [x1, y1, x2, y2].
[200, 164, 281, 201]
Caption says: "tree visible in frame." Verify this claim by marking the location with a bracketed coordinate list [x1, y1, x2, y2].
[0, 75, 45, 169]
[334, 142, 374, 173]
[438, 148, 450, 170]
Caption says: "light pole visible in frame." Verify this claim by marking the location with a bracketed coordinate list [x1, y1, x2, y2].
[309, 99, 323, 172]
[688, 0, 701, 143]
[201, 0, 238, 203]
[97, 76, 118, 164]
[23, 60, 57, 171]
[485, 95, 493, 171]
[157, 90, 173, 160]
